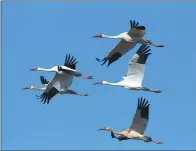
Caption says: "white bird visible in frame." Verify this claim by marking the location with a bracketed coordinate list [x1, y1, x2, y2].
[31, 54, 90, 104]
[93, 20, 164, 66]
[98, 97, 163, 144]
[93, 44, 161, 93]
[23, 76, 88, 97]
[30, 54, 93, 79]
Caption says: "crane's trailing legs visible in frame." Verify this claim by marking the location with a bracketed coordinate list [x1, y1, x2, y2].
[143, 136, 164, 144]
[129, 87, 162, 93]
[65, 89, 88, 96]
[144, 39, 164, 47]
[142, 87, 162, 93]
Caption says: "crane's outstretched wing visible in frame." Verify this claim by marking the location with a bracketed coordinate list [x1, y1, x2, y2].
[37, 73, 73, 104]
[64, 54, 78, 70]
[125, 44, 151, 86]
[57, 54, 78, 73]
[130, 97, 150, 134]
[40, 76, 49, 85]
[96, 40, 137, 67]
[127, 20, 146, 38]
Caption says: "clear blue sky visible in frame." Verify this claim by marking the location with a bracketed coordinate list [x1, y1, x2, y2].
[2, 2, 196, 150]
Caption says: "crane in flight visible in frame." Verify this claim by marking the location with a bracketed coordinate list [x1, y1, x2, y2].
[30, 54, 93, 80]
[98, 97, 163, 144]
[30, 54, 91, 104]
[93, 20, 164, 67]
[23, 76, 88, 98]
[93, 44, 161, 93]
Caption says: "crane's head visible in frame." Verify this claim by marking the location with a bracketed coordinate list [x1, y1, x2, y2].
[92, 34, 103, 38]
[98, 126, 110, 131]
[92, 80, 104, 85]
[84, 75, 93, 79]
[23, 86, 34, 90]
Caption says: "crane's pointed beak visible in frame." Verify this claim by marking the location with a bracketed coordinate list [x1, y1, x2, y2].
[92, 35, 99, 38]
[98, 128, 105, 131]
[93, 82, 101, 85]
[151, 44, 164, 47]
[23, 87, 28, 90]
[92, 34, 102, 38]
[30, 67, 38, 71]
[157, 44, 164, 47]
[93, 80, 103, 85]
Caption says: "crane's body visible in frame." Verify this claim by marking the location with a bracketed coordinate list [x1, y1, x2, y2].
[93, 20, 164, 67]
[93, 44, 162, 93]
[98, 98, 163, 144]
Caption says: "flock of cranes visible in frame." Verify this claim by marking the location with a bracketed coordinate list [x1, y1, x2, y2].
[23, 20, 164, 144]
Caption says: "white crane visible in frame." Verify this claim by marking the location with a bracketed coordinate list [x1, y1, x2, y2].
[23, 76, 88, 97]
[30, 54, 93, 79]
[93, 44, 161, 93]
[98, 97, 163, 144]
[30, 54, 90, 104]
[93, 20, 164, 66]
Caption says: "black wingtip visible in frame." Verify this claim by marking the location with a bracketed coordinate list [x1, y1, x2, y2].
[95, 58, 101, 62]
[130, 20, 140, 28]
[64, 54, 77, 70]
[101, 59, 107, 66]
[96, 57, 108, 66]
[138, 97, 149, 107]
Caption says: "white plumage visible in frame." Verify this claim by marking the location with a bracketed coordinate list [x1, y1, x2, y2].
[93, 44, 161, 93]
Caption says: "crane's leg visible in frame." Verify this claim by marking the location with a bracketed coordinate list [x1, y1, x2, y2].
[140, 38, 164, 47]
[143, 87, 162, 93]
[152, 140, 164, 144]
[66, 89, 88, 96]
[145, 40, 164, 47]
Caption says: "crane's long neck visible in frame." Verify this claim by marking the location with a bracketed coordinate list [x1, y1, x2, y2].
[30, 86, 46, 91]
[102, 34, 122, 39]
[103, 81, 121, 86]
[37, 67, 57, 72]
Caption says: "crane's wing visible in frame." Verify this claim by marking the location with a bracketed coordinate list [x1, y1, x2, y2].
[40, 76, 49, 85]
[37, 73, 73, 104]
[64, 54, 78, 70]
[96, 40, 137, 67]
[130, 97, 150, 134]
[127, 20, 146, 38]
[125, 44, 151, 86]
